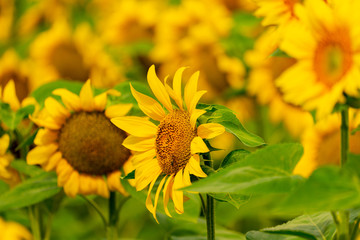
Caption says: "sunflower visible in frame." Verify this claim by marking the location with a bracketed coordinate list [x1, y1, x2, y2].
[0, 134, 20, 187]
[30, 20, 124, 88]
[0, 218, 32, 240]
[293, 110, 360, 177]
[277, 0, 360, 119]
[245, 28, 313, 137]
[0, 0, 14, 42]
[111, 65, 225, 221]
[27, 80, 133, 198]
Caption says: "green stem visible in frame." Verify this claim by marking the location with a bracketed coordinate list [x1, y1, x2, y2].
[350, 218, 360, 240]
[333, 107, 350, 240]
[107, 191, 118, 240]
[203, 151, 215, 240]
[28, 205, 41, 240]
[81, 196, 107, 227]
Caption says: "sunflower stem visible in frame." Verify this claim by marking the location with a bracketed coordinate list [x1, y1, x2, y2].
[203, 152, 215, 240]
[28, 205, 42, 240]
[81, 196, 108, 227]
[332, 107, 350, 240]
[107, 191, 118, 240]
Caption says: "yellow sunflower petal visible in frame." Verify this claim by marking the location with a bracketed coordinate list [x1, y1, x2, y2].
[64, 171, 79, 197]
[152, 175, 167, 223]
[0, 134, 10, 155]
[3, 80, 20, 111]
[183, 166, 192, 187]
[147, 65, 173, 112]
[189, 90, 207, 115]
[42, 151, 62, 172]
[79, 175, 94, 195]
[190, 109, 206, 128]
[123, 136, 155, 151]
[111, 116, 157, 137]
[135, 162, 161, 191]
[172, 170, 184, 214]
[56, 160, 74, 186]
[93, 92, 107, 111]
[105, 104, 133, 119]
[130, 84, 165, 121]
[79, 80, 94, 111]
[172, 67, 188, 110]
[163, 174, 174, 217]
[27, 143, 58, 165]
[188, 155, 207, 178]
[132, 149, 156, 166]
[96, 177, 110, 198]
[52, 88, 81, 111]
[44, 97, 70, 122]
[191, 136, 209, 154]
[107, 171, 128, 196]
[34, 129, 58, 146]
[145, 170, 161, 214]
[184, 71, 200, 111]
[197, 123, 225, 139]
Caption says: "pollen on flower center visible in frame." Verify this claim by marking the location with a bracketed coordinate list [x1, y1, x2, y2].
[314, 30, 352, 87]
[58, 112, 130, 175]
[156, 110, 196, 175]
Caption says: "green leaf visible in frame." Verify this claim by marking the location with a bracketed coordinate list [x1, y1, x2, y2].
[247, 231, 306, 240]
[346, 95, 360, 109]
[200, 104, 265, 147]
[0, 172, 61, 211]
[31, 80, 83, 105]
[220, 149, 250, 168]
[351, 125, 360, 135]
[185, 143, 304, 195]
[270, 48, 291, 58]
[10, 160, 44, 177]
[121, 170, 135, 180]
[210, 193, 249, 209]
[112, 81, 153, 104]
[0, 103, 35, 130]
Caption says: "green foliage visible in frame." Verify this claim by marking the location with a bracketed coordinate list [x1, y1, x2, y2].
[10, 160, 44, 177]
[0, 172, 61, 211]
[0, 103, 35, 130]
[220, 149, 250, 168]
[199, 104, 265, 147]
[186, 143, 304, 195]
[345, 95, 360, 109]
[270, 48, 291, 58]
[351, 125, 360, 135]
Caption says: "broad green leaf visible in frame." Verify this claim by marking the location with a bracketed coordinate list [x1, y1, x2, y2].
[0, 172, 61, 211]
[209, 193, 249, 209]
[186, 143, 304, 195]
[278, 165, 360, 213]
[247, 231, 306, 240]
[199, 104, 265, 147]
[220, 149, 250, 168]
[31, 80, 83, 105]
[0, 103, 35, 130]
[10, 160, 44, 177]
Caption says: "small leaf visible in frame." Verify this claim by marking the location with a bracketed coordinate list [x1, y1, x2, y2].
[210, 193, 249, 209]
[346, 95, 360, 109]
[0, 103, 35, 130]
[0, 172, 61, 211]
[10, 160, 44, 177]
[351, 125, 360, 135]
[270, 48, 290, 58]
[221, 149, 250, 168]
[121, 170, 135, 180]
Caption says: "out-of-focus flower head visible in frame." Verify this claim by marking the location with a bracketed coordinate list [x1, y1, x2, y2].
[0, 217, 32, 240]
[210, 0, 257, 12]
[294, 110, 360, 177]
[0, 134, 20, 187]
[0, 0, 14, 43]
[245, 28, 313, 137]
[30, 19, 125, 88]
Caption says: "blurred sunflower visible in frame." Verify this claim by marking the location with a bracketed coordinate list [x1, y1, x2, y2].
[294, 110, 360, 177]
[245, 28, 313, 137]
[211, 0, 257, 12]
[0, 218, 32, 240]
[111, 65, 225, 221]
[0, 0, 14, 42]
[277, 0, 360, 118]
[151, 0, 244, 100]
[27, 80, 133, 197]
[30, 20, 124, 88]
[0, 134, 20, 187]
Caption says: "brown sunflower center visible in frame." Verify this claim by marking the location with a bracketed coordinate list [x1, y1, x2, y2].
[314, 28, 352, 88]
[156, 110, 196, 175]
[58, 112, 130, 175]
[49, 42, 90, 82]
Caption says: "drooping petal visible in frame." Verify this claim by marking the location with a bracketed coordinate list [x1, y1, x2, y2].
[105, 104, 133, 118]
[56, 160, 74, 186]
[172, 170, 184, 214]
[145, 170, 161, 214]
[79, 80, 94, 111]
[123, 135, 155, 151]
[163, 174, 174, 217]
[135, 162, 161, 191]
[172, 67, 188, 110]
[3, 80, 20, 111]
[130, 84, 165, 121]
[188, 155, 207, 178]
[152, 175, 167, 223]
[52, 88, 81, 111]
[132, 149, 156, 166]
[111, 116, 157, 137]
[43, 151, 62, 171]
[34, 129, 58, 146]
[44, 97, 70, 123]
[96, 177, 110, 198]
[27, 143, 58, 165]
[191, 136, 209, 154]
[188, 90, 207, 115]
[147, 65, 173, 112]
[64, 171, 79, 197]
[190, 109, 206, 128]
[197, 123, 225, 139]
[184, 71, 200, 111]
[107, 171, 128, 196]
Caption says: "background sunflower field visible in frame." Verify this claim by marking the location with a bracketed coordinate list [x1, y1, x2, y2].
[0, 0, 360, 240]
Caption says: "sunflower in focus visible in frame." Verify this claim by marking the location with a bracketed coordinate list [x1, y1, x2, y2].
[245, 28, 313, 137]
[0, 218, 32, 240]
[111, 65, 225, 221]
[294, 110, 360, 177]
[277, 0, 360, 119]
[27, 80, 133, 197]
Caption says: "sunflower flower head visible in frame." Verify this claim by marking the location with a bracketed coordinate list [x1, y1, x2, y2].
[0, 134, 21, 187]
[0, 217, 32, 240]
[27, 80, 133, 198]
[111, 65, 225, 222]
